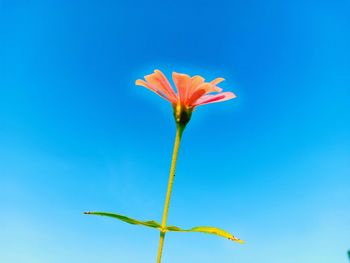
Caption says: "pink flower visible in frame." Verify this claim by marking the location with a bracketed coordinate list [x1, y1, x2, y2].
[136, 70, 236, 125]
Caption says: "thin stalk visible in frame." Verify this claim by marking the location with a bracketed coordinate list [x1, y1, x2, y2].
[156, 124, 185, 263]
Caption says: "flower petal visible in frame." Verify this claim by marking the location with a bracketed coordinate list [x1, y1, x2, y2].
[187, 82, 225, 106]
[210, 78, 225, 92]
[144, 70, 177, 103]
[210, 78, 225, 86]
[172, 72, 191, 104]
[191, 75, 205, 90]
[200, 83, 221, 94]
[187, 88, 207, 106]
[135, 79, 172, 102]
[187, 75, 205, 98]
[193, 92, 236, 106]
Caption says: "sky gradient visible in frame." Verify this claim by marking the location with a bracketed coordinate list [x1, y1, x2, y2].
[1, 0, 349, 262]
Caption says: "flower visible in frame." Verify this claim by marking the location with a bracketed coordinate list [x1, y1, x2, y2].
[136, 69, 236, 126]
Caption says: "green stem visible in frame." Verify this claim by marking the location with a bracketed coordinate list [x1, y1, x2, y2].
[156, 124, 185, 263]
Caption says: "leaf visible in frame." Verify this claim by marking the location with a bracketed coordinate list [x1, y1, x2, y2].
[84, 211, 243, 243]
[84, 211, 162, 230]
[166, 225, 244, 244]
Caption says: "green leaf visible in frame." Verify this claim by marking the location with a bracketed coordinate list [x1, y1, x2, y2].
[84, 211, 162, 230]
[85, 211, 243, 243]
[166, 225, 244, 244]
[348, 250, 350, 260]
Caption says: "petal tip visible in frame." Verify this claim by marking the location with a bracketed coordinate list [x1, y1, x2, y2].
[211, 77, 226, 86]
[172, 71, 190, 78]
[230, 92, 237, 99]
[135, 79, 145, 86]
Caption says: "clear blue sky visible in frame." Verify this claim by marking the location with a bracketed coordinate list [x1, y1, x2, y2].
[1, 1, 349, 262]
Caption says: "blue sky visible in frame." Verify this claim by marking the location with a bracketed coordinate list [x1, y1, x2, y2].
[0, 0, 349, 262]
